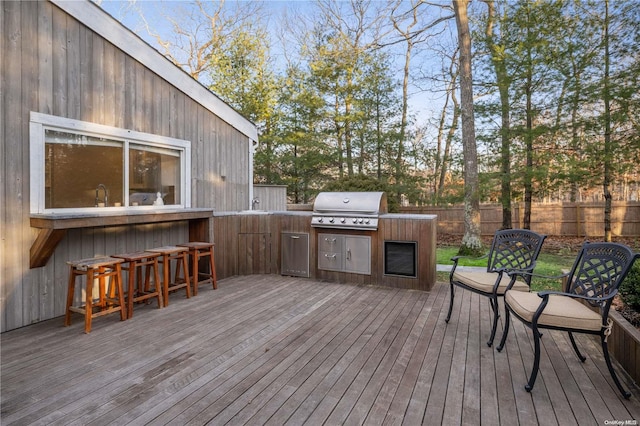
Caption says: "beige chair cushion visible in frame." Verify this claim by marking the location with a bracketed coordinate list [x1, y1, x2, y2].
[505, 291, 602, 331]
[452, 270, 529, 295]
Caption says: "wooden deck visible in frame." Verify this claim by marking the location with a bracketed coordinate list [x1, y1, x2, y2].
[2, 275, 639, 425]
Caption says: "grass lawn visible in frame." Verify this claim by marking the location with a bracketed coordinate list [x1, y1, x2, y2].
[436, 246, 575, 291]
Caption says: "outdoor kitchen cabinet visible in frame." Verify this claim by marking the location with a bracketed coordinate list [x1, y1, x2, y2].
[281, 232, 310, 277]
[318, 233, 371, 275]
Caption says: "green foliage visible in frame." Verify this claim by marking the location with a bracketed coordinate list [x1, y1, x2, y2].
[322, 174, 399, 213]
[619, 261, 640, 311]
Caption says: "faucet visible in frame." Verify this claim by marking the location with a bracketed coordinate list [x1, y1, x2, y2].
[252, 197, 260, 210]
[95, 184, 108, 207]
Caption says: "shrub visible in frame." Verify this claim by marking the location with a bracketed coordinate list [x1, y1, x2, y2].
[619, 260, 640, 311]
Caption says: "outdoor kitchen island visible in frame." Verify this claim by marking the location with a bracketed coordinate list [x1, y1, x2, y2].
[212, 209, 437, 291]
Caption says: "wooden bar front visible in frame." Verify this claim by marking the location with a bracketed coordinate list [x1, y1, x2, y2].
[212, 211, 437, 291]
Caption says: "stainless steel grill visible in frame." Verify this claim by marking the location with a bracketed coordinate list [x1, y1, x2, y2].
[311, 191, 388, 230]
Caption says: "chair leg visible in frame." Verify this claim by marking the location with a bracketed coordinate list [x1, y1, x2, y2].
[525, 324, 543, 392]
[208, 249, 217, 290]
[487, 296, 499, 347]
[445, 283, 455, 323]
[496, 308, 510, 352]
[182, 254, 191, 299]
[601, 335, 631, 399]
[84, 270, 94, 334]
[65, 266, 76, 326]
[568, 332, 586, 362]
[152, 259, 163, 308]
[115, 264, 126, 321]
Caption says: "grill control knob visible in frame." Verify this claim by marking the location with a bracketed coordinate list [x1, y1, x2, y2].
[329, 217, 335, 223]
[318, 217, 323, 223]
[352, 218, 358, 223]
[340, 218, 346, 223]
[365, 219, 370, 224]
[358, 218, 364, 224]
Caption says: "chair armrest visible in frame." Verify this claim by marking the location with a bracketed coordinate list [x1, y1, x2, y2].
[503, 268, 569, 292]
[537, 289, 617, 303]
[506, 270, 569, 280]
[451, 253, 489, 263]
[450, 253, 489, 278]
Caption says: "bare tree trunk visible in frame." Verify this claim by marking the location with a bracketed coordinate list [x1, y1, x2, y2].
[453, 0, 483, 254]
[345, 96, 354, 178]
[435, 50, 459, 205]
[334, 96, 344, 179]
[523, 6, 533, 230]
[439, 89, 459, 202]
[603, 0, 612, 241]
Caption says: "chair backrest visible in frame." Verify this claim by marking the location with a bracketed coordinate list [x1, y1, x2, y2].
[567, 242, 639, 308]
[487, 230, 547, 283]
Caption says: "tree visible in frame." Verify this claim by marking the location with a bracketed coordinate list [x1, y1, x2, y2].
[602, 0, 613, 241]
[453, 0, 482, 254]
[206, 28, 280, 184]
[275, 64, 332, 203]
[138, 0, 263, 83]
[482, 0, 513, 228]
[431, 45, 459, 205]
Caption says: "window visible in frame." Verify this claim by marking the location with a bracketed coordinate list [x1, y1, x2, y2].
[30, 112, 190, 213]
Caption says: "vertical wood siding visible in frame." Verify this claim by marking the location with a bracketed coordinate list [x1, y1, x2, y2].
[1, 2, 251, 331]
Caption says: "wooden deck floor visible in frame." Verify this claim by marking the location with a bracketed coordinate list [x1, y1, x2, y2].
[2, 275, 639, 425]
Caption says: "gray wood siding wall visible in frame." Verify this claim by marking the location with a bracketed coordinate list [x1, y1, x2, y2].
[253, 185, 288, 211]
[1, 2, 251, 331]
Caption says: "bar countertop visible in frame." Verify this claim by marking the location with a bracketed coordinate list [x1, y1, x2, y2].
[30, 208, 214, 230]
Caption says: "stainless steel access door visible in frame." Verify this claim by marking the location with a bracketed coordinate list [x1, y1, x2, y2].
[281, 232, 310, 277]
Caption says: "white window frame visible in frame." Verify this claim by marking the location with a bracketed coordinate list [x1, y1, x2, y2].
[30, 112, 191, 214]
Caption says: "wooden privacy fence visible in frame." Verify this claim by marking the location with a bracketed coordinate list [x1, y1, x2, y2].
[401, 202, 640, 237]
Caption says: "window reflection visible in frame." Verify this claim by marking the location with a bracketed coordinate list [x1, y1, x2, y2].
[44, 130, 182, 209]
[45, 131, 123, 208]
[129, 144, 180, 206]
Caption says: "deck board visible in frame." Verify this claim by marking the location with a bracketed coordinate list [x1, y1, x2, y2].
[1, 275, 639, 425]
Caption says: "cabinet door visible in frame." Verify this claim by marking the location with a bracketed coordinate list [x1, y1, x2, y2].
[281, 233, 309, 277]
[344, 236, 371, 275]
[238, 233, 272, 275]
[318, 234, 344, 271]
[318, 234, 342, 252]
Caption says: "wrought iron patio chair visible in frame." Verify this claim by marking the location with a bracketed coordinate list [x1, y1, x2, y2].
[445, 229, 547, 347]
[497, 242, 639, 399]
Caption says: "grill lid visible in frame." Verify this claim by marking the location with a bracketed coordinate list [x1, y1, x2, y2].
[312, 192, 387, 230]
[313, 191, 387, 215]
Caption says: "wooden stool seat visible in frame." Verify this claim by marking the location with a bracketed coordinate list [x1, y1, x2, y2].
[65, 256, 126, 333]
[111, 251, 163, 318]
[147, 246, 191, 306]
[178, 242, 217, 295]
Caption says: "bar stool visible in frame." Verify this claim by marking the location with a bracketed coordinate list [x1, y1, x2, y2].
[178, 242, 217, 296]
[65, 256, 126, 333]
[111, 251, 163, 318]
[147, 246, 191, 307]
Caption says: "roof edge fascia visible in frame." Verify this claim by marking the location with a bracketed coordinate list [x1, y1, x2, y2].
[51, 0, 258, 142]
